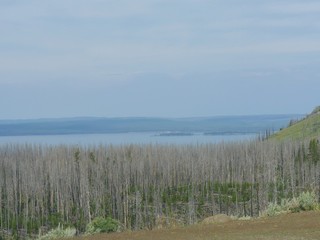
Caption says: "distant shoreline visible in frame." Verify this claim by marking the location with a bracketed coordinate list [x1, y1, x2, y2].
[0, 114, 304, 137]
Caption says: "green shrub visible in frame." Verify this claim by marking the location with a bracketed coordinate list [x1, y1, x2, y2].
[262, 191, 318, 217]
[296, 191, 317, 211]
[85, 217, 119, 235]
[286, 197, 300, 213]
[37, 225, 76, 240]
[285, 191, 317, 212]
[263, 202, 286, 217]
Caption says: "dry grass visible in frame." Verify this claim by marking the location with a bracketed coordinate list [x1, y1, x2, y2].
[78, 211, 320, 240]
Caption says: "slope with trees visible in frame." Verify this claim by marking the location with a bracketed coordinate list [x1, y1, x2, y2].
[271, 106, 320, 141]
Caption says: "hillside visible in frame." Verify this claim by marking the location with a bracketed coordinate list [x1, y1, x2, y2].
[271, 106, 320, 141]
[79, 211, 320, 240]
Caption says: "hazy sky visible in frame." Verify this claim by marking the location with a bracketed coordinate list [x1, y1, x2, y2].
[1, 0, 320, 119]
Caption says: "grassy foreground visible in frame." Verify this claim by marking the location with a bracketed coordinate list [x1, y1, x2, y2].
[79, 211, 320, 240]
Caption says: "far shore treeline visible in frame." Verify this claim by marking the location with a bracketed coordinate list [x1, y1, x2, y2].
[0, 138, 319, 238]
[0, 114, 302, 136]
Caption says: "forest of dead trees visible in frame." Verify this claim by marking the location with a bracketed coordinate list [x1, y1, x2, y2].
[0, 138, 320, 237]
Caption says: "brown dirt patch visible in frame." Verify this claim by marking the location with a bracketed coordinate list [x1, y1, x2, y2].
[202, 214, 233, 224]
[79, 211, 320, 240]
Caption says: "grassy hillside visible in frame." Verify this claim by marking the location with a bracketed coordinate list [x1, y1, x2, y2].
[271, 107, 320, 141]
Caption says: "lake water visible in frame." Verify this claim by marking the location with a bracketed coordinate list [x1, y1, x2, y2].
[0, 132, 257, 146]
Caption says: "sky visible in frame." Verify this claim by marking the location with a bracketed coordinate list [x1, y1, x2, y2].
[1, 0, 320, 119]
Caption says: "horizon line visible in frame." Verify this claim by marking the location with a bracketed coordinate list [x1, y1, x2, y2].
[0, 113, 306, 122]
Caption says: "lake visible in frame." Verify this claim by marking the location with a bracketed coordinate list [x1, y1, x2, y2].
[0, 132, 258, 146]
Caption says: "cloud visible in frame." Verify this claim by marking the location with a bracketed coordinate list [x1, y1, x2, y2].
[267, 1, 320, 14]
[0, 0, 152, 21]
[1, 0, 320, 83]
[222, 39, 320, 55]
[1, 35, 319, 81]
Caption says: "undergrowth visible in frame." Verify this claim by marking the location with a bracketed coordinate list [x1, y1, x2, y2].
[262, 191, 319, 217]
[36, 225, 76, 240]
